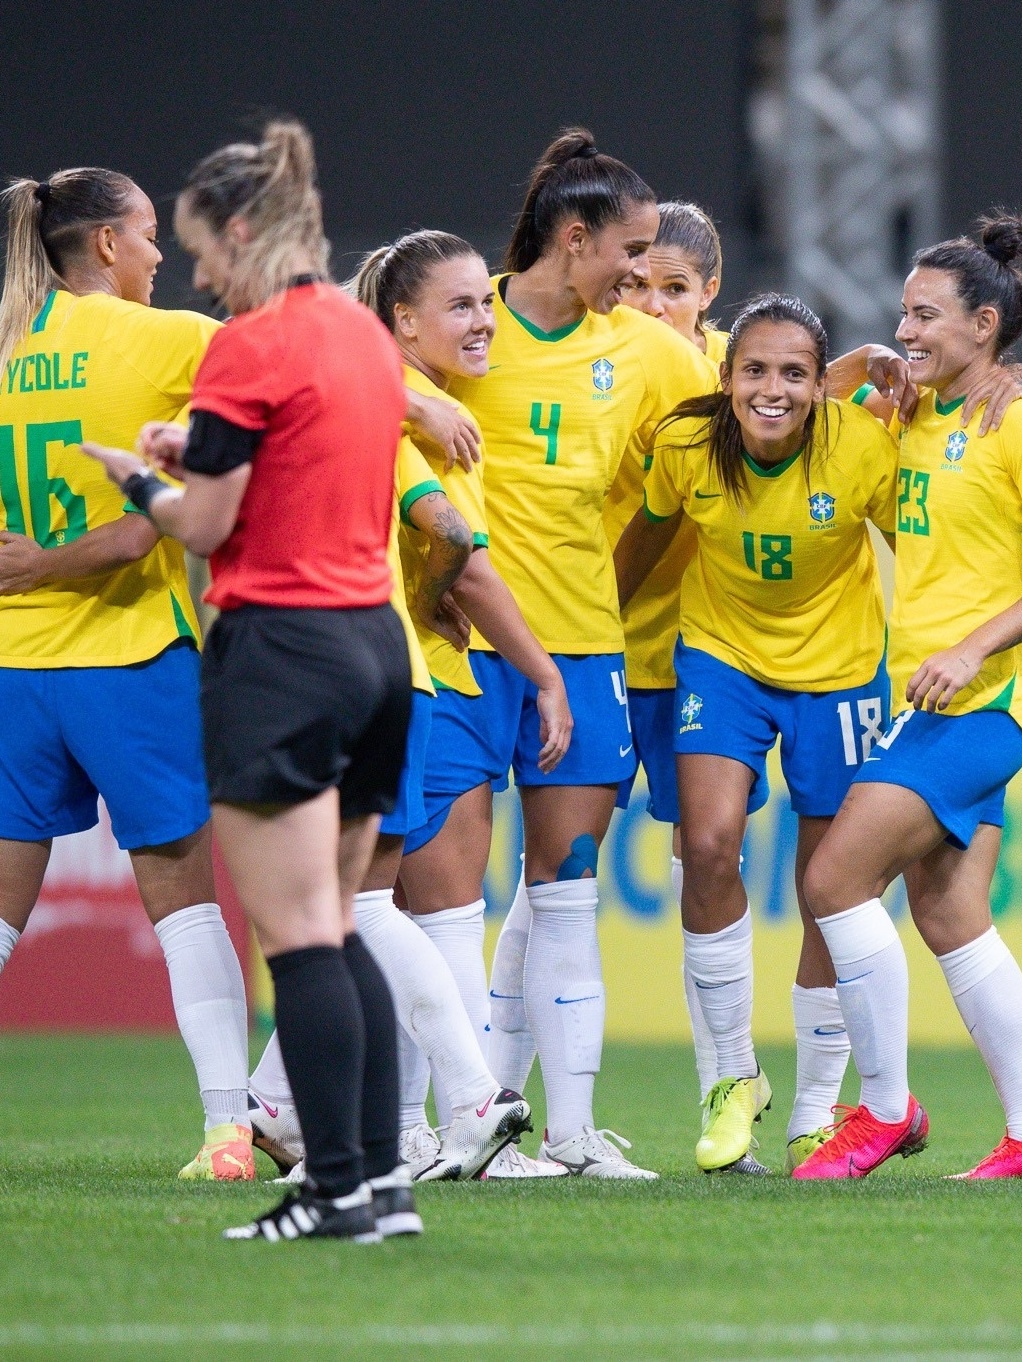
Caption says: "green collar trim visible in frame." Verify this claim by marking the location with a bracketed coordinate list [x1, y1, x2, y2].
[31, 290, 57, 334]
[935, 393, 967, 416]
[741, 446, 803, 478]
[498, 275, 585, 342]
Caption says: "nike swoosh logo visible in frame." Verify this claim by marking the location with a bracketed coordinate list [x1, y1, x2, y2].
[488, 364, 501, 371]
[619, 744, 633, 758]
[694, 979, 729, 990]
[813, 1026, 847, 1036]
[554, 994, 601, 1005]
[476, 1094, 494, 1118]
[694, 490, 721, 499]
[489, 991, 523, 1000]
[256, 1099, 279, 1119]
[836, 972, 872, 984]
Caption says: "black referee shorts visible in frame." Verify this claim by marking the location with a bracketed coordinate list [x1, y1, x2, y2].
[200, 602, 412, 816]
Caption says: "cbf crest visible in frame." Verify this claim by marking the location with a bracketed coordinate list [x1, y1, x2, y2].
[592, 357, 614, 392]
[945, 430, 968, 463]
[808, 491, 835, 524]
[678, 693, 703, 730]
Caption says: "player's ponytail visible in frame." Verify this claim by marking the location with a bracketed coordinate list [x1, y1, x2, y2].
[913, 211, 1022, 354]
[658, 294, 830, 507]
[0, 168, 137, 375]
[181, 118, 330, 313]
[350, 230, 481, 330]
[504, 127, 655, 273]
[653, 202, 723, 330]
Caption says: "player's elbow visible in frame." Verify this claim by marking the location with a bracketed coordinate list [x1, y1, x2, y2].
[115, 516, 161, 564]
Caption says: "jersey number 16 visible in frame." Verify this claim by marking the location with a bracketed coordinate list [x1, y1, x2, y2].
[0, 421, 88, 547]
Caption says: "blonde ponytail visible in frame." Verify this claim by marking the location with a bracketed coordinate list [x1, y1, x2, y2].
[0, 180, 59, 377]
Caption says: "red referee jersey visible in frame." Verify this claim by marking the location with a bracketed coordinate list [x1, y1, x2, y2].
[191, 281, 405, 611]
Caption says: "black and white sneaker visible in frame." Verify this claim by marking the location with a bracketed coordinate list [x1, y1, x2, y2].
[370, 1165, 423, 1237]
[223, 1181, 381, 1243]
[416, 1088, 532, 1181]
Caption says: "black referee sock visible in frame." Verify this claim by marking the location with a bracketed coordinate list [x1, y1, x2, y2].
[342, 933, 400, 1179]
[267, 944, 366, 1198]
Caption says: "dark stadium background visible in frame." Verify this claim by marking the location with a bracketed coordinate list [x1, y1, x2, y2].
[0, 1, 1017, 317]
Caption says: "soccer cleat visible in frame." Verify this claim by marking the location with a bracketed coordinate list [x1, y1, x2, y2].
[274, 1159, 305, 1185]
[178, 1123, 255, 1181]
[785, 1128, 833, 1175]
[248, 1091, 304, 1174]
[538, 1126, 658, 1180]
[791, 1097, 929, 1180]
[481, 1142, 569, 1179]
[950, 1132, 1022, 1180]
[370, 1164, 423, 1236]
[398, 1123, 442, 1179]
[415, 1088, 532, 1181]
[223, 1182, 381, 1243]
[716, 1140, 770, 1176]
[695, 1070, 772, 1172]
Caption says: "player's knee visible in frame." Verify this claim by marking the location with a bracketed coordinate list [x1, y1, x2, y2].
[679, 823, 743, 888]
[801, 851, 844, 919]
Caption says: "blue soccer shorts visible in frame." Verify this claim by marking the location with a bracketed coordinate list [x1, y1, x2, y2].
[616, 687, 679, 823]
[379, 688, 432, 839]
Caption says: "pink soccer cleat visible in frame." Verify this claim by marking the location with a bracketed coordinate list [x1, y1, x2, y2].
[791, 1097, 929, 1180]
[950, 1133, 1022, 1180]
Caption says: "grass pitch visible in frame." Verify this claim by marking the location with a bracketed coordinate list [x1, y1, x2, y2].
[1, 1035, 1021, 1361]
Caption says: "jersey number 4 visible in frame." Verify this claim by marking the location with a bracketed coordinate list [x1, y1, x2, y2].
[0, 421, 87, 547]
[530, 402, 561, 465]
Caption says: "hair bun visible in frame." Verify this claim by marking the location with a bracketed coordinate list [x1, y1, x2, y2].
[33, 181, 51, 204]
[980, 213, 1022, 266]
[545, 127, 599, 167]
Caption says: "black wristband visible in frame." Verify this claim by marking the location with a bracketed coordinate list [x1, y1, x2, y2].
[122, 471, 169, 517]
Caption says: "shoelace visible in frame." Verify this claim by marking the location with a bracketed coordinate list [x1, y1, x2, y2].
[813, 1103, 870, 1159]
[588, 1128, 634, 1160]
[701, 1078, 739, 1117]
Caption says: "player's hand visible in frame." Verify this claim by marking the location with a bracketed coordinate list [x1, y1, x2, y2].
[415, 589, 471, 651]
[865, 346, 918, 423]
[81, 442, 146, 489]
[535, 675, 573, 774]
[408, 394, 482, 472]
[0, 531, 47, 594]
[906, 646, 982, 712]
[962, 363, 1022, 437]
[137, 422, 188, 480]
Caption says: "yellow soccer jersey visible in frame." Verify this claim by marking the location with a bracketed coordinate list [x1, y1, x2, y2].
[643, 399, 898, 690]
[449, 277, 717, 654]
[0, 289, 217, 667]
[702, 326, 728, 367]
[398, 367, 488, 696]
[890, 393, 1022, 723]
[390, 435, 439, 697]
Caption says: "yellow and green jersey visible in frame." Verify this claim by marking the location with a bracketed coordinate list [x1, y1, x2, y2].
[643, 399, 898, 690]
[702, 326, 728, 367]
[450, 277, 717, 655]
[398, 366, 488, 696]
[0, 289, 217, 667]
[390, 433, 439, 697]
[891, 392, 1022, 723]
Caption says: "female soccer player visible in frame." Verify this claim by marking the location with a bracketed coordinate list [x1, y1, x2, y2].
[797, 216, 1022, 1181]
[430, 129, 715, 1179]
[615, 295, 899, 1174]
[87, 120, 421, 1241]
[0, 169, 252, 1180]
[354, 228, 572, 1178]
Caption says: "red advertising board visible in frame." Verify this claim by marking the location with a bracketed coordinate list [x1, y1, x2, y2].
[0, 805, 250, 1030]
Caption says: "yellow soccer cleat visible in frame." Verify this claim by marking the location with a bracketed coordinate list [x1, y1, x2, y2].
[784, 1127, 832, 1175]
[178, 1122, 256, 1182]
[696, 1070, 772, 1172]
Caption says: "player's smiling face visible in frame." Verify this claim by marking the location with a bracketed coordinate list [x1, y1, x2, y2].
[173, 194, 237, 309]
[110, 189, 162, 305]
[394, 253, 495, 384]
[567, 200, 660, 315]
[896, 266, 999, 394]
[618, 246, 719, 346]
[723, 320, 825, 463]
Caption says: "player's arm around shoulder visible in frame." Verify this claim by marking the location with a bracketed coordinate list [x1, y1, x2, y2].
[0, 511, 159, 596]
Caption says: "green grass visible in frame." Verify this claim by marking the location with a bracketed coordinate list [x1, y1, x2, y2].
[1, 1036, 1021, 1361]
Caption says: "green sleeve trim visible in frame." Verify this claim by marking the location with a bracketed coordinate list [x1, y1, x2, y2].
[981, 676, 1015, 713]
[851, 383, 875, 406]
[642, 489, 673, 523]
[472, 531, 489, 548]
[31, 290, 56, 334]
[399, 478, 444, 524]
[123, 500, 144, 516]
[170, 590, 198, 644]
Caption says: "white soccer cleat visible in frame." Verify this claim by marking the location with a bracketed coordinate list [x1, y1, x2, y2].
[415, 1088, 532, 1181]
[539, 1126, 658, 1180]
[398, 1123, 442, 1179]
[248, 1091, 304, 1174]
[481, 1142, 569, 1179]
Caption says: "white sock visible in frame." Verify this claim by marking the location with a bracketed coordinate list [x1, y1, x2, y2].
[152, 902, 250, 1131]
[487, 863, 537, 1093]
[817, 898, 908, 1124]
[356, 890, 494, 1128]
[938, 926, 1022, 1139]
[674, 856, 718, 1099]
[249, 1029, 293, 1106]
[0, 919, 20, 972]
[682, 908, 756, 1080]
[397, 1021, 431, 1131]
[787, 984, 851, 1140]
[524, 877, 604, 1146]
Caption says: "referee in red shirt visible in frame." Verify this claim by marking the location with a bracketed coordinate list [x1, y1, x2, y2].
[86, 120, 420, 1243]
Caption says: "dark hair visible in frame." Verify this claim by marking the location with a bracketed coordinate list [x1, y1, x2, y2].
[350, 230, 481, 329]
[504, 127, 656, 273]
[912, 211, 1022, 354]
[0, 167, 138, 373]
[658, 293, 830, 506]
[653, 201, 722, 330]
